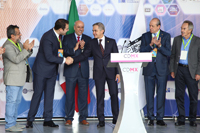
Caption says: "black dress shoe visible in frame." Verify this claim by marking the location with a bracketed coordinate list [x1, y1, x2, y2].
[156, 120, 167, 126]
[26, 121, 33, 128]
[112, 119, 117, 124]
[43, 120, 59, 127]
[175, 121, 185, 126]
[190, 121, 197, 127]
[97, 121, 105, 128]
[148, 120, 154, 126]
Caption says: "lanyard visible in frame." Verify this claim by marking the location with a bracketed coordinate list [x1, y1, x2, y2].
[58, 37, 62, 49]
[8, 39, 21, 52]
[182, 34, 193, 50]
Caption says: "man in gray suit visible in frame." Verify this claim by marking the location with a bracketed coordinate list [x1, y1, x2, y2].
[2, 25, 34, 132]
[170, 20, 200, 127]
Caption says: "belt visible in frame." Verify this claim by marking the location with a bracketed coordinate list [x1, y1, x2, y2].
[178, 63, 188, 67]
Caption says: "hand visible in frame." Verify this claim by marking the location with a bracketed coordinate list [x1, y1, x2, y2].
[29, 40, 35, 50]
[154, 37, 162, 47]
[171, 72, 175, 78]
[74, 41, 80, 51]
[23, 39, 29, 50]
[79, 40, 85, 49]
[0, 47, 5, 55]
[195, 74, 200, 81]
[115, 74, 120, 83]
[150, 36, 157, 46]
[65, 56, 73, 65]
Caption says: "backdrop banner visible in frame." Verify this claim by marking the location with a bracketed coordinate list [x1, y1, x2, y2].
[0, 0, 200, 119]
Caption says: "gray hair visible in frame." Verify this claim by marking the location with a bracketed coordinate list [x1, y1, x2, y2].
[183, 20, 193, 32]
[93, 22, 105, 33]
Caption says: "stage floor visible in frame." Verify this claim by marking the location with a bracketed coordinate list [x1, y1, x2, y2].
[0, 119, 199, 133]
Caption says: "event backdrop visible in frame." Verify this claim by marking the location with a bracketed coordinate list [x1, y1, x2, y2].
[0, 0, 200, 119]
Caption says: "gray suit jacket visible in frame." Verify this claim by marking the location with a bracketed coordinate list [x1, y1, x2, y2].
[170, 35, 200, 79]
[2, 39, 33, 86]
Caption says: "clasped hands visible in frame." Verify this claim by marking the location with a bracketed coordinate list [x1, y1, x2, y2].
[65, 56, 73, 65]
[74, 40, 85, 51]
[23, 39, 35, 51]
[150, 36, 161, 48]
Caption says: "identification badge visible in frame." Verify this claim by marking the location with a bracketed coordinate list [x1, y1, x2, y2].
[180, 50, 187, 60]
[58, 49, 63, 57]
[151, 48, 157, 57]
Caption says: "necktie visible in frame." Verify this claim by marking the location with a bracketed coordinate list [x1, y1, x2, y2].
[77, 36, 81, 67]
[99, 39, 104, 56]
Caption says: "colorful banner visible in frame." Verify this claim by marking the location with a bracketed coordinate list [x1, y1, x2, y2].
[0, 0, 200, 119]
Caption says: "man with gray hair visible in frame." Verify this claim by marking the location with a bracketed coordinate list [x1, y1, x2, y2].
[3, 25, 34, 132]
[62, 20, 91, 126]
[170, 20, 200, 127]
[66, 22, 120, 127]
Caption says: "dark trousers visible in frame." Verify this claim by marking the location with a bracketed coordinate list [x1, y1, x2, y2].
[95, 70, 119, 122]
[27, 73, 56, 121]
[144, 65, 168, 120]
[65, 68, 88, 122]
[175, 66, 198, 122]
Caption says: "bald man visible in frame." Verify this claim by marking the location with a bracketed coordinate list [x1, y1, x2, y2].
[62, 20, 91, 126]
[140, 18, 171, 126]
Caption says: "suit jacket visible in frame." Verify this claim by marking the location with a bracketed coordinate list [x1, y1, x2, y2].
[73, 36, 119, 80]
[62, 33, 91, 78]
[170, 35, 200, 79]
[2, 39, 33, 86]
[32, 28, 63, 78]
[140, 30, 171, 76]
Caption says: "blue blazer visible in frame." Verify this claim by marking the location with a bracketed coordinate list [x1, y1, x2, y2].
[140, 30, 171, 76]
[62, 33, 91, 78]
[32, 28, 63, 78]
[73, 36, 119, 80]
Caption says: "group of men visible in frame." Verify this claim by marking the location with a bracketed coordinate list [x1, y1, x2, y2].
[140, 18, 200, 127]
[2, 17, 200, 132]
[3, 19, 120, 132]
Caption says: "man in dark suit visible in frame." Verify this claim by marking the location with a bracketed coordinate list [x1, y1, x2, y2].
[140, 18, 171, 126]
[170, 20, 200, 127]
[62, 20, 91, 126]
[66, 22, 120, 127]
[26, 19, 70, 128]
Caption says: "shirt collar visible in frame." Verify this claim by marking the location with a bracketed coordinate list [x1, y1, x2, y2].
[183, 34, 192, 41]
[98, 36, 105, 43]
[74, 33, 82, 40]
[53, 28, 59, 39]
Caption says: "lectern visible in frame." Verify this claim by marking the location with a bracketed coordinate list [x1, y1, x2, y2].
[108, 53, 152, 133]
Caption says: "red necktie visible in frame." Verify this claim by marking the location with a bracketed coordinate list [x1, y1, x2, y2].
[77, 36, 81, 67]
[99, 39, 104, 56]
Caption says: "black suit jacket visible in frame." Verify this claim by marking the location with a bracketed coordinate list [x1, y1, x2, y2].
[32, 28, 63, 78]
[62, 33, 91, 78]
[73, 36, 119, 80]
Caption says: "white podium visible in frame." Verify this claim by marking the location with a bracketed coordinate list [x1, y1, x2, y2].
[108, 53, 152, 133]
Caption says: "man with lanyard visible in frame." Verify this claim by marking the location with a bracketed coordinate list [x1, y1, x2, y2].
[26, 19, 70, 128]
[2, 25, 34, 132]
[170, 20, 200, 127]
[140, 18, 171, 126]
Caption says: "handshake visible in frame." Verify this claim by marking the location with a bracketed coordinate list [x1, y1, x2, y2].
[65, 56, 73, 65]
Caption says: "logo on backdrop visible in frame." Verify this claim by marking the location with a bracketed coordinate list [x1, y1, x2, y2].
[168, 5, 179, 16]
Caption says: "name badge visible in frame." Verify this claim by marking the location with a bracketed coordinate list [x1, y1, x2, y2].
[151, 48, 157, 57]
[58, 49, 63, 57]
[180, 51, 187, 60]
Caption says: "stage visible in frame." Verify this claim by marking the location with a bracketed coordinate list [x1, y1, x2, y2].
[0, 118, 199, 133]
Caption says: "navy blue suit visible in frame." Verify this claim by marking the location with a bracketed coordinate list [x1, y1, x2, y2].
[73, 36, 119, 122]
[27, 29, 64, 122]
[62, 33, 91, 122]
[140, 30, 171, 120]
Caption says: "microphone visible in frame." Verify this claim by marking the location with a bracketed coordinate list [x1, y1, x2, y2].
[128, 36, 142, 47]
[121, 40, 127, 53]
